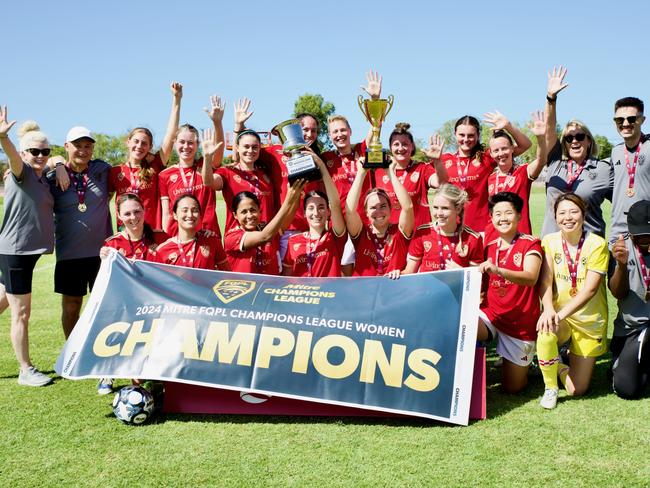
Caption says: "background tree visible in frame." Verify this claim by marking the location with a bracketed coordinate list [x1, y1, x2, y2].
[594, 134, 613, 160]
[293, 94, 335, 148]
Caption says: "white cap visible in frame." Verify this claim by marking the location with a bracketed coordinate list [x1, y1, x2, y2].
[66, 126, 95, 143]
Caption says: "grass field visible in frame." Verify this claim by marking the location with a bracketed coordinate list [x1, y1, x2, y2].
[1, 187, 649, 488]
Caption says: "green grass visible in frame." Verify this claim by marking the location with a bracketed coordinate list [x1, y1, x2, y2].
[1, 190, 649, 488]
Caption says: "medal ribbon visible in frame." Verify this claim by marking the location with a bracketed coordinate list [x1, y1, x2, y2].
[126, 165, 140, 194]
[370, 229, 389, 274]
[338, 151, 357, 185]
[624, 141, 642, 193]
[178, 166, 196, 194]
[239, 167, 261, 197]
[633, 244, 650, 294]
[66, 165, 89, 207]
[454, 153, 470, 189]
[565, 159, 586, 190]
[127, 234, 147, 260]
[494, 234, 519, 290]
[561, 232, 586, 293]
[176, 237, 197, 267]
[436, 226, 458, 271]
[492, 168, 513, 196]
[305, 234, 320, 277]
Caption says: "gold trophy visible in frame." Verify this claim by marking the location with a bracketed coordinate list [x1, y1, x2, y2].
[357, 94, 394, 169]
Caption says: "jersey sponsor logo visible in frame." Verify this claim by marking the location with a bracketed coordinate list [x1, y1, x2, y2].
[213, 279, 256, 304]
[554, 252, 563, 265]
[200, 245, 210, 258]
[513, 252, 522, 267]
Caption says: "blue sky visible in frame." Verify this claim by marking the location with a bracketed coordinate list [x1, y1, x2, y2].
[3, 0, 649, 150]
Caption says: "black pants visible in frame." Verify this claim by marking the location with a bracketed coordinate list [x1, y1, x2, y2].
[611, 327, 650, 399]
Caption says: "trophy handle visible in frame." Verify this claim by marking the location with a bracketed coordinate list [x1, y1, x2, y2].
[357, 95, 368, 120]
[384, 95, 394, 118]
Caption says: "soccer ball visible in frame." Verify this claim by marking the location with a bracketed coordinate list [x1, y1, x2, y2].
[112, 385, 155, 425]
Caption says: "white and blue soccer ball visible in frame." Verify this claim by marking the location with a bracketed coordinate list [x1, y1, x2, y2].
[112, 385, 155, 425]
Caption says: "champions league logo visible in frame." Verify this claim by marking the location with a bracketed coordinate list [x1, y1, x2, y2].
[213, 279, 256, 303]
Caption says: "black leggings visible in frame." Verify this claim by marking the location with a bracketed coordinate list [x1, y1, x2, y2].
[611, 327, 650, 399]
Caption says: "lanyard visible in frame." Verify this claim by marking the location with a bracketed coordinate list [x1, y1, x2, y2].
[126, 165, 140, 194]
[305, 233, 321, 277]
[66, 165, 89, 212]
[436, 226, 458, 270]
[624, 141, 642, 197]
[239, 167, 261, 196]
[176, 237, 197, 268]
[178, 166, 196, 194]
[127, 234, 147, 260]
[454, 153, 470, 189]
[565, 159, 586, 190]
[338, 150, 358, 184]
[633, 244, 650, 294]
[370, 228, 389, 274]
[492, 168, 513, 195]
[561, 232, 586, 297]
[495, 234, 520, 267]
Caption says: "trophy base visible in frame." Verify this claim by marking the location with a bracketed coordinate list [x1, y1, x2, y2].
[286, 154, 322, 184]
[363, 148, 391, 169]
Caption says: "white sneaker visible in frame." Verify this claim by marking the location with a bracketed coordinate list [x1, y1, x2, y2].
[18, 366, 53, 387]
[97, 378, 114, 395]
[540, 388, 559, 409]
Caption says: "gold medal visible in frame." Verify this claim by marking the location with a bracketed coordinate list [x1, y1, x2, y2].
[627, 187, 635, 197]
[78, 203, 87, 213]
[569, 287, 578, 297]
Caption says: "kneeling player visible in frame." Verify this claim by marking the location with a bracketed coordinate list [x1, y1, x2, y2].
[478, 192, 543, 393]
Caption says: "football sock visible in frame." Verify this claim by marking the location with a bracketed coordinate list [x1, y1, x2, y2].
[537, 332, 559, 389]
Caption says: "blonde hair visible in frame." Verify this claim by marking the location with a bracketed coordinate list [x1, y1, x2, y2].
[560, 119, 599, 160]
[18, 121, 49, 151]
[327, 115, 351, 130]
[431, 183, 470, 255]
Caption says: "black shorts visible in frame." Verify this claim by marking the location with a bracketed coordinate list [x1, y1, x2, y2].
[54, 257, 101, 297]
[0, 254, 42, 294]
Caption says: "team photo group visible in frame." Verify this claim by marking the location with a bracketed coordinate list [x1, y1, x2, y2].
[1, 66, 649, 412]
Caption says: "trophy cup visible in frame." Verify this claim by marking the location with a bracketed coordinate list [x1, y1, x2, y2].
[357, 95, 394, 169]
[271, 119, 321, 183]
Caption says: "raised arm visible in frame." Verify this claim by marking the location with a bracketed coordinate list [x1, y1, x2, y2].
[483, 111, 532, 157]
[204, 95, 226, 168]
[345, 161, 368, 238]
[199, 128, 224, 190]
[388, 161, 414, 237]
[526, 110, 549, 180]
[422, 133, 448, 187]
[0, 106, 22, 178]
[160, 82, 182, 165]
[316, 154, 345, 236]
[240, 179, 306, 250]
[545, 65, 569, 149]
[361, 70, 382, 146]
[232, 98, 253, 164]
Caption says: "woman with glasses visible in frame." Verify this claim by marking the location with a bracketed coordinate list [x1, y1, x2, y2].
[541, 66, 613, 238]
[0, 107, 55, 387]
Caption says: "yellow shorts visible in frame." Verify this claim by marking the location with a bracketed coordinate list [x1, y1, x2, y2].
[568, 326, 607, 358]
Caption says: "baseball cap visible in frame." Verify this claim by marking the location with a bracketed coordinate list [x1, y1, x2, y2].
[627, 200, 650, 236]
[66, 126, 95, 143]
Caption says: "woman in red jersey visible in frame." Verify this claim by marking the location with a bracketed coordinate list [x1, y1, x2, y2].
[283, 155, 347, 277]
[402, 183, 483, 274]
[345, 160, 414, 276]
[110, 82, 182, 229]
[441, 113, 531, 232]
[101, 193, 167, 261]
[478, 192, 543, 393]
[483, 111, 549, 243]
[224, 179, 305, 275]
[373, 123, 447, 228]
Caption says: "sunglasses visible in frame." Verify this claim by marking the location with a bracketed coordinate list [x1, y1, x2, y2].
[25, 148, 52, 157]
[563, 133, 586, 144]
[613, 116, 641, 126]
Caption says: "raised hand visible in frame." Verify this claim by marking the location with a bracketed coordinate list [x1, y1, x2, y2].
[0, 105, 16, 136]
[422, 133, 445, 159]
[234, 98, 253, 127]
[483, 110, 510, 131]
[201, 128, 221, 157]
[612, 234, 629, 266]
[204, 95, 225, 123]
[361, 70, 382, 99]
[528, 110, 547, 137]
[170, 81, 183, 100]
[547, 66, 569, 98]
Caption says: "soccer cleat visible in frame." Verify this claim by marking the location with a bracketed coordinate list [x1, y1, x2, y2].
[97, 378, 114, 395]
[540, 388, 559, 409]
[18, 366, 53, 387]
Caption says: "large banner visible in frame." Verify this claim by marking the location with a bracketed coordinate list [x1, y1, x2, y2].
[56, 253, 480, 425]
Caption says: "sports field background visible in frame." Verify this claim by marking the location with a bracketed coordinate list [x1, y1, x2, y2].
[1, 187, 649, 487]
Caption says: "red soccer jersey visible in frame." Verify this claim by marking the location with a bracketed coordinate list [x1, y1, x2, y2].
[224, 225, 281, 275]
[484, 164, 534, 243]
[408, 223, 484, 272]
[283, 229, 347, 277]
[321, 141, 371, 218]
[103, 230, 168, 261]
[481, 234, 542, 341]
[110, 153, 165, 229]
[374, 162, 436, 228]
[351, 224, 410, 276]
[216, 165, 275, 234]
[258, 145, 321, 232]
[441, 151, 496, 232]
[154, 230, 228, 270]
[158, 160, 219, 237]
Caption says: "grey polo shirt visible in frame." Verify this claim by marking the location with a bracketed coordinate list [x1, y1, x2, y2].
[609, 134, 650, 246]
[46, 159, 113, 261]
[609, 236, 650, 336]
[0, 163, 54, 255]
[542, 142, 613, 238]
